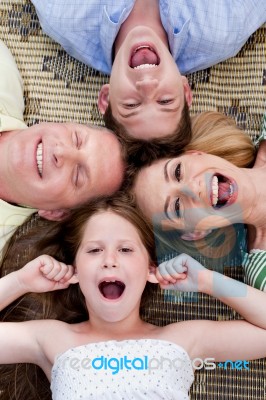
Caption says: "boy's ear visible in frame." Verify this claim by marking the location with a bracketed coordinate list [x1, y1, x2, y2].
[147, 264, 159, 284]
[38, 209, 70, 221]
[98, 84, 110, 114]
[181, 230, 212, 241]
[182, 76, 193, 107]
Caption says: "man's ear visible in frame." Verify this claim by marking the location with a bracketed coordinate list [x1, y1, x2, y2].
[38, 209, 70, 221]
[147, 264, 159, 284]
[98, 84, 110, 114]
[181, 230, 212, 241]
[182, 76, 193, 107]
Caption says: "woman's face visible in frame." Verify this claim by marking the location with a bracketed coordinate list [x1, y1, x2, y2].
[134, 152, 252, 232]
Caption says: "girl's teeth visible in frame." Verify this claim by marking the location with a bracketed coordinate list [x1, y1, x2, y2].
[212, 176, 218, 206]
[36, 143, 43, 177]
[133, 64, 157, 70]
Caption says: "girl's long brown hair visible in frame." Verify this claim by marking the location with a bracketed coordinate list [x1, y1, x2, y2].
[0, 193, 157, 400]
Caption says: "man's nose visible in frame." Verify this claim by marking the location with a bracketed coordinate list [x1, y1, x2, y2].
[136, 78, 159, 96]
[53, 144, 77, 167]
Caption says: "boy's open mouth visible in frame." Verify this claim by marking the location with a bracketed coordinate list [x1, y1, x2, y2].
[130, 45, 160, 69]
[211, 174, 235, 208]
[98, 280, 126, 300]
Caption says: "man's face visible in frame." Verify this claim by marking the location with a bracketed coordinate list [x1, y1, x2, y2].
[99, 27, 192, 139]
[0, 123, 124, 210]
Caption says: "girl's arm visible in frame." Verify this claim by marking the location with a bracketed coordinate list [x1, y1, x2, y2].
[0, 255, 77, 365]
[158, 254, 266, 361]
[0, 255, 78, 311]
[157, 253, 266, 329]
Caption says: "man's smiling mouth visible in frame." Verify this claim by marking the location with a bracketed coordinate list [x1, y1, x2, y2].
[36, 142, 43, 177]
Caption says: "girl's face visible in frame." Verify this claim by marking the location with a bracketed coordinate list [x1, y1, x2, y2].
[75, 211, 156, 322]
[134, 152, 253, 232]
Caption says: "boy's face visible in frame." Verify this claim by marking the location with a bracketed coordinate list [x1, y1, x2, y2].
[98, 26, 192, 139]
[0, 123, 124, 211]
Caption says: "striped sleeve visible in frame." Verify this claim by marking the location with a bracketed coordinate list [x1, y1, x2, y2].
[242, 250, 266, 292]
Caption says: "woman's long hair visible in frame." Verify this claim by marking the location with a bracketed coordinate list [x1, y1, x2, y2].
[0, 193, 157, 400]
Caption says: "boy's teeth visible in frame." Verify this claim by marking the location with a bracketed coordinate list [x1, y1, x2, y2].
[212, 176, 218, 206]
[133, 64, 157, 70]
[36, 143, 43, 176]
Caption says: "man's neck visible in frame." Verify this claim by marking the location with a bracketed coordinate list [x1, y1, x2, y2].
[114, 0, 168, 56]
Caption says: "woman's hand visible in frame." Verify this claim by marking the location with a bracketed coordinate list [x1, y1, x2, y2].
[16, 255, 78, 293]
[157, 253, 211, 293]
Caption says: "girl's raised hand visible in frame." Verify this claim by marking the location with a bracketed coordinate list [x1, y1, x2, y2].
[157, 253, 210, 293]
[16, 255, 79, 293]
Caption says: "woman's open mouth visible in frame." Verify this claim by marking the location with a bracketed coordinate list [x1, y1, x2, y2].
[129, 44, 160, 69]
[211, 174, 237, 208]
[98, 280, 126, 300]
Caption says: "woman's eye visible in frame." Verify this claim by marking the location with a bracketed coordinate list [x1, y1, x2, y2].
[175, 163, 181, 182]
[174, 198, 180, 218]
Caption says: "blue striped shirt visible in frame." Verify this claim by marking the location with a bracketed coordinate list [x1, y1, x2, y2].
[32, 0, 266, 75]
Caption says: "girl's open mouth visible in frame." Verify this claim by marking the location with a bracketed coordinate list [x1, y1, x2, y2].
[98, 280, 126, 300]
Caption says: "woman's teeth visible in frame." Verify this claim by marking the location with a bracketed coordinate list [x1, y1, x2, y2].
[36, 143, 43, 177]
[211, 175, 233, 207]
[212, 176, 218, 206]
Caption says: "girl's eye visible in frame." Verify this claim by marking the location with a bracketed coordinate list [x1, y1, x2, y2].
[175, 163, 181, 182]
[174, 198, 180, 218]
[119, 248, 133, 253]
[87, 248, 102, 253]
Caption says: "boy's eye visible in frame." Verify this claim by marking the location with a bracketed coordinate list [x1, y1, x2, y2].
[124, 103, 140, 109]
[175, 163, 181, 181]
[158, 99, 172, 105]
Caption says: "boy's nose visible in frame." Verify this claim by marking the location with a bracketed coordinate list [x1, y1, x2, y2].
[136, 78, 159, 96]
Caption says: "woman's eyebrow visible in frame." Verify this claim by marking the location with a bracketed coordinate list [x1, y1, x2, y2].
[164, 159, 171, 182]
